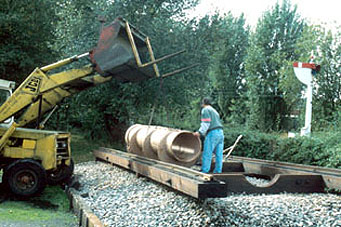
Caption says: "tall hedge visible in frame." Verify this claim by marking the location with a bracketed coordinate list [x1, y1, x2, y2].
[224, 127, 341, 168]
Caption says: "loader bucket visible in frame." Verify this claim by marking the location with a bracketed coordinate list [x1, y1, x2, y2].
[90, 17, 156, 82]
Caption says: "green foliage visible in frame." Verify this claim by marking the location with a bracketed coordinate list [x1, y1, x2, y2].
[70, 129, 125, 164]
[276, 132, 341, 168]
[224, 127, 277, 159]
[0, 0, 57, 82]
[226, 126, 341, 169]
[273, 136, 325, 165]
[312, 29, 340, 130]
[208, 13, 249, 124]
[244, 0, 305, 131]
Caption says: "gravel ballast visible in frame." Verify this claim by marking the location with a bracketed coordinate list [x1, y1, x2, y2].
[73, 161, 341, 227]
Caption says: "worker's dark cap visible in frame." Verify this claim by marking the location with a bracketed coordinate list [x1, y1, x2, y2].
[201, 97, 211, 105]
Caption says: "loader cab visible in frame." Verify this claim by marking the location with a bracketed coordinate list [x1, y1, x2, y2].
[0, 79, 15, 126]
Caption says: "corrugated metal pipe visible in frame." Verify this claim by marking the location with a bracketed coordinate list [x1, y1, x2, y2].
[125, 124, 201, 167]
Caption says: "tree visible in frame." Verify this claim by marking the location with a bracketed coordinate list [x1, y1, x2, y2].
[208, 13, 249, 124]
[0, 0, 57, 83]
[293, 25, 341, 130]
[244, 0, 305, 131]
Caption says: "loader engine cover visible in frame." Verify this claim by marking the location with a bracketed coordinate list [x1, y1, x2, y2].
[90, 17, 155, 82]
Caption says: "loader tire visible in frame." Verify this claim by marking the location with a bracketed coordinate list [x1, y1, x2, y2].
[47, 159, 74, 185]
[3, 159, 46, 197]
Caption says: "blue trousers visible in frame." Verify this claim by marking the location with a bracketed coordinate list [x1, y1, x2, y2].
[201, 129, 224, 173]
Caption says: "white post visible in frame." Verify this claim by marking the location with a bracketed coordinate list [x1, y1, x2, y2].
[293, 63, 315, 136]
[302, 82, 312, 136]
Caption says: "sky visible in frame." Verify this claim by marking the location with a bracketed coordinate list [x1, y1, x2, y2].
[188, 0, 340, 31]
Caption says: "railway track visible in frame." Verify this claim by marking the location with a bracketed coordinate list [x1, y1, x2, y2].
[93, 147, 341, 199]
[228, 155, 341, 192]
[70, 126, 341, 226]
[70, 151, 341, 227]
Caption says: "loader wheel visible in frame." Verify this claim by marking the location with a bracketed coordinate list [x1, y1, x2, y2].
[3, 159, 46, 197]
[47, 159, 74, 185]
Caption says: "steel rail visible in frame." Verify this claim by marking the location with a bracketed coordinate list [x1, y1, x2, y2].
[93, 147, 227, 199]
[101, 147, 211, 181]
[229, 156, 341, 191]
[92, 148, 341, 196]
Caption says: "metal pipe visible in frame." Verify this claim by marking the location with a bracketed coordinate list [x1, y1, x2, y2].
[171, 145, 195, 154]
[136, 126, 157, 148]
[125, 21, 142, 67]
[41, 53, 89, 72]
[125, 124, 201, 167]
[149, 128, 169, 151]
[161, 63, 199, 78]
[145, 37, 160, 77]
[125, 124, 141, 144]
[140, 50, 186, 68]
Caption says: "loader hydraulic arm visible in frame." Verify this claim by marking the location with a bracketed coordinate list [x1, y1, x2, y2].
[0, 54, 103, 127]
[0, 17, 196, 128]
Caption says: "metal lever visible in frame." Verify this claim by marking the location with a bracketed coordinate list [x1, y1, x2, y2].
[39, 105, 59, 129]
[162, 63, 199, 78]
[125, 21, 191, 78]
[139, 50, 186, 69]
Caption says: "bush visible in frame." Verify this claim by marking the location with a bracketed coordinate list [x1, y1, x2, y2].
[223, 127, 277, 159]
[223, 125, 341, 169]
[272, 136, 325, 165]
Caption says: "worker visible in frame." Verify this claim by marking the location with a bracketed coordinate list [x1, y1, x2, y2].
[193, 97, 224, 173]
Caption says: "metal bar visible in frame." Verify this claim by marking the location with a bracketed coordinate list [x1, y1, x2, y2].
[125, 21, 142, 66]
[118, 17, 148, 41]
[124, 19, 188, 78]
[39, 105, 58, 129]
[140, 50, 186, 68]
[93, 148, 226, 199]
[145, 37, 160, 77]
[107, 147, 212, 181]
[161, 63, 199, 78]
[36, 95, 43, 129]
[41, 53, 89, 72]
[148, 105, 155, 125]
[230, 156, 341, 191]
[0, 122, 18, 152]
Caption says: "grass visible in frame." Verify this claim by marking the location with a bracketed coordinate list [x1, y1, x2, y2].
[71, 134, 98, 163]
[0, 133, 114, 225]
[0, 186, 76, 223]
[71, 133, 124, 163]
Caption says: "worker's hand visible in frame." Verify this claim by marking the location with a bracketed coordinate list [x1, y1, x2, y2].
[193, 132, 200, 137]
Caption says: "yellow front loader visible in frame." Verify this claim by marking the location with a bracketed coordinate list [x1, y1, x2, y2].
[0, 17, 194, 197]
